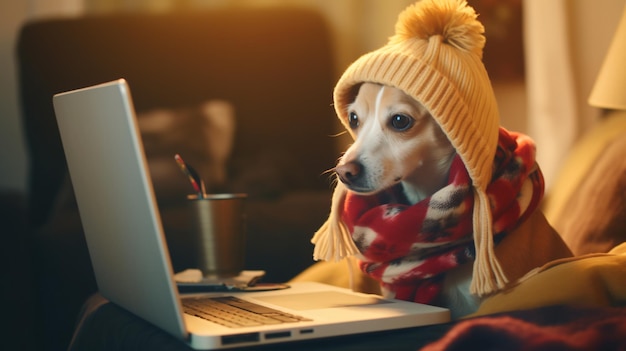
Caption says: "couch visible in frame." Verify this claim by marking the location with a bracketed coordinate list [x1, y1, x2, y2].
[11, 7, 339, 351]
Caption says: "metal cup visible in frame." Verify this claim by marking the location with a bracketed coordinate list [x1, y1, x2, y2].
[187, 193, 247, 278]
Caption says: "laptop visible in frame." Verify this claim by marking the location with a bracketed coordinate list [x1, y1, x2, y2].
[52, 79, 449, 350]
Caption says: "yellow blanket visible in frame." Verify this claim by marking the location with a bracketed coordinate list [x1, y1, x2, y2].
[471, 242, 626, 317]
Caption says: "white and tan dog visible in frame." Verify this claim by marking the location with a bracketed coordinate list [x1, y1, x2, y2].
[306, 0, 573, 319]
[335, 82, 477, 316]
[331, 82, 572, 317]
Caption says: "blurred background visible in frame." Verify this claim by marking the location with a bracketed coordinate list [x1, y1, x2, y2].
[1, 0, 624, 195]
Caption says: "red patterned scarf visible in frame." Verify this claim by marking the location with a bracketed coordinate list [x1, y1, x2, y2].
[341, 128, 544, 305]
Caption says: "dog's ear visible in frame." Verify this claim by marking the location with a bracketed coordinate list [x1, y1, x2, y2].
[311, 180, 360, 262]
[345, 83, 363, 105]
[340, 83, 364, 121]
[338, 83, 364, 140]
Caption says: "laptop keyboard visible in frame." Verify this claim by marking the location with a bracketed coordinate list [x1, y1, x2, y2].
[183, 296, 311, 328]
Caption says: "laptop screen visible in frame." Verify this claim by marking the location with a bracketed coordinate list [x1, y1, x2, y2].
[53, 79, 188, 340]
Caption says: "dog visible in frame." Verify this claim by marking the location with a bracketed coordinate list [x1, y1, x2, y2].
[332, 82, 572, 318]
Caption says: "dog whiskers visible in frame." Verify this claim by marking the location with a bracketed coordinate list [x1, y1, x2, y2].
[321, 167, 337, 176]
[329, 131, 348, 138]
[320, 167, 339, 187]
[329, 176, 339, 188]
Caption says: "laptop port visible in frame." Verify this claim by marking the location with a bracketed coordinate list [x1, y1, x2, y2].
[221, 332, 260, 345]
[265, 331, 291, 340]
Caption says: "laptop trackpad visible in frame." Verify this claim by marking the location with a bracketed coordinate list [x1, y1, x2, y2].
[255, 291, 391, 310]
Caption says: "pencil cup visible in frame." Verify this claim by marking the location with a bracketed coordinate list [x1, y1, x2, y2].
[188, 193, 247, 278]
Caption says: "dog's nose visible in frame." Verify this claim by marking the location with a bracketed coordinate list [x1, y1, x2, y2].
[336, 161, 362, 185]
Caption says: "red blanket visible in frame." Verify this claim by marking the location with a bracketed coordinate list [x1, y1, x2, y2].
[421, 305, 626, 351]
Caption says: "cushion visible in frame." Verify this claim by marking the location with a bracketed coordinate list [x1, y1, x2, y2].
[471, 243, 626, 317]
[554, 133, 626, 254]
[542, 110, 626, 254]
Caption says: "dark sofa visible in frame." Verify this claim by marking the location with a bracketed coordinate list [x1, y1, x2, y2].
[11, 7, 339, 351]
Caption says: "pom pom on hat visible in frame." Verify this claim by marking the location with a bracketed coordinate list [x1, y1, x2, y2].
[313, 0, 506, 297]
[391, 0, 485, 57]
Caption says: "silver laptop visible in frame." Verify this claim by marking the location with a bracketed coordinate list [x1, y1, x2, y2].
[52, 79, 449, 350]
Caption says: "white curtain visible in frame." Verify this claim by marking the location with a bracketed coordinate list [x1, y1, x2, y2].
[523, 0, 626, 189]
[523, 0, 577, 190]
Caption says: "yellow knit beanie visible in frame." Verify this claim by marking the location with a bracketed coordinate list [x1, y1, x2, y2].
[313, 0, 506, 297]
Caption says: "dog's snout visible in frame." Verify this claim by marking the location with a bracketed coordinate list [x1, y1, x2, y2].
[336, 162, 362, 185]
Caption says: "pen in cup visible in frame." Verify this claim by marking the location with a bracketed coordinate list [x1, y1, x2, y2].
[174, 153, 206, 198]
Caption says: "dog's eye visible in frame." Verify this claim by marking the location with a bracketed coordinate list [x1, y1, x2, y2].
[348, 112, 359, 129]
[390, 114, 413, 131]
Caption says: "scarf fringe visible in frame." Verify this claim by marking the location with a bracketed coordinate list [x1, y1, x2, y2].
[470, 189, 509, 296]
[311, 181, 360, 262]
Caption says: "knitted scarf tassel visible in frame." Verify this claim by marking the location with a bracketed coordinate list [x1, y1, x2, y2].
[311, 181, 360, 262]
[470, 189, 508, 296]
